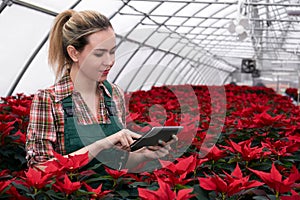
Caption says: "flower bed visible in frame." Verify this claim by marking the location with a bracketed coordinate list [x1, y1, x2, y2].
[0, 85, 299, 199]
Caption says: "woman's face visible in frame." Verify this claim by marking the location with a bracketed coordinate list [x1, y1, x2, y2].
[76, 28, 116, 83]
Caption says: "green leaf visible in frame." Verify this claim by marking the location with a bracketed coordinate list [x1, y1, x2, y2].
[85, 175, 113, 183]
[87, 163, 103, 170]
[0, 194, 11, 199]
[128, 181, 149, 188]
[0, 184, 11, 195]
[253, 194, 276, 200]
[11, 181, 31, 193]
[0, 174, 12, 181]
[249, 161, 272, 171]
[115, 190, 130, 199]
[227, 157, 240, 164]
[14, 152, 27, 165]
[274, 160, 293, 168]
[75, 189, 94, 196]
[192, 184, 210, 200]
[43, 190, 66, 200]
[175, 184, 191, 190]
[146, 184, 159, 191]
[26, 193, 43, 199]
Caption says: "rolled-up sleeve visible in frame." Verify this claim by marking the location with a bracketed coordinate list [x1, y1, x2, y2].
[26, 90, 57, 166]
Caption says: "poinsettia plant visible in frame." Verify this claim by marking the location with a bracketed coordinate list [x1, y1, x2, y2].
[285, 87, 298, 102]
[0, 93, 32, 172]
[0, 85, 299, 199]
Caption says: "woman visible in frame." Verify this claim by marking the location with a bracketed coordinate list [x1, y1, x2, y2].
[26, 10, 176, 172]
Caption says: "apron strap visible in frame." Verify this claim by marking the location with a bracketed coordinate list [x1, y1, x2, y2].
[62, 96, 74, 118]
[102, 80, 118, 116]
[103, 80, 113, 95]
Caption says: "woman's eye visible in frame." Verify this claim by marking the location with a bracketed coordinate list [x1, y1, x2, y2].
[94, 53, 104, 57]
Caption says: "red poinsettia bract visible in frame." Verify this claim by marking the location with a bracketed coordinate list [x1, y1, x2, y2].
[261, 138, 299, 158]
[6, 185, 31, 200]
[0, 179, 11, 194]
[280, 190, 300, 200]
[22, 167, 52, 189]
[138, 177, 194, 200]
[104, 166, 128, 179]
[53, 174, 81, 195]
[202, 145, 227, 162]
[157, 155, 198, 186]
[251, 111, 284, 128]
[46, 151, 89, 172]
[248, 163, 300, 195]
[199, 163, 263, 197]
[222, 139, 267, 161]
[83, 182, 111, 199]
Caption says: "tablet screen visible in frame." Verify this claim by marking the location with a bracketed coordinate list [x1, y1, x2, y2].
[130, 126, 183, 151]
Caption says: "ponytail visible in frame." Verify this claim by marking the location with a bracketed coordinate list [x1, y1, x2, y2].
[48, 10, 75, 79]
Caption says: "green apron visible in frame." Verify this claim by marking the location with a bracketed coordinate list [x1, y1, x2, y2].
[62, 80, 128, 172]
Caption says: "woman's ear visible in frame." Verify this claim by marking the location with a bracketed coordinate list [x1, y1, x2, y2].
[67, 45, 79, 62]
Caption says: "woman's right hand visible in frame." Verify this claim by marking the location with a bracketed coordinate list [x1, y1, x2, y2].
[132, 134, 178, 160]
[101, 129, 141, 151]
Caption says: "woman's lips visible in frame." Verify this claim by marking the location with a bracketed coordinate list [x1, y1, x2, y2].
[100, 70, 109, 75]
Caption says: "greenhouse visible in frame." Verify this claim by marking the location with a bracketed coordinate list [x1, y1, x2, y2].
[0, 0, 300, 199]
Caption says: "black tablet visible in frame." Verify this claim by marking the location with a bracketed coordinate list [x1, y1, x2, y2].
[130, 126, 183, 151]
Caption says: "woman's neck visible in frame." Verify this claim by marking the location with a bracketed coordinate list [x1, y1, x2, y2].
[70, 66, 98, 95]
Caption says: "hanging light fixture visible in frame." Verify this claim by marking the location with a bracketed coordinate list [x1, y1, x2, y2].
[227, 0, 250, 41]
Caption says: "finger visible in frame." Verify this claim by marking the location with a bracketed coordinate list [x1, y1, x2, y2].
[125, 130, 141, 145]
[147, 146, 160, 151]
[119, 135, 130, 149]
[122, 131, 134, 145]
[158, 139, 167, 147]
[164, 144, 171, 151]
[149, 143, 170, 152]
[107, 131, 132, 150]
[156, 147, 169, 156]
[125, 129, 141, 139]
[166, 135, 178, 145]
[132, 146, 146, 153]
[172, 134, 178, 141]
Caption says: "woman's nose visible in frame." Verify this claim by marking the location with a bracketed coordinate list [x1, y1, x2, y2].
[103, 52, 115, 66]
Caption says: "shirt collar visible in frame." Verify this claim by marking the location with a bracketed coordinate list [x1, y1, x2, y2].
[98, 82, 112, 98]
[54, 73, 74, 102]
[54, 72, 111, 102]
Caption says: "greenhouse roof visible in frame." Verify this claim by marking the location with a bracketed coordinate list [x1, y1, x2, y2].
[1, 0, 300, 96]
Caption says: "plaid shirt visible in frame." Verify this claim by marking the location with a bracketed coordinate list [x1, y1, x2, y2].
[26, 73, 126, 166]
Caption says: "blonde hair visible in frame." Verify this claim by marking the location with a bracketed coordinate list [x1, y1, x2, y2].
[48, 10, 112, 79]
